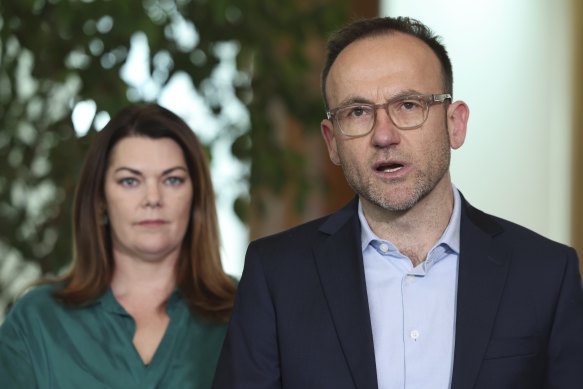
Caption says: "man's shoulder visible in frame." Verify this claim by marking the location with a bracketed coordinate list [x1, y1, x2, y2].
[250, 198, 358, 251]
[251, 214, 333, 250]
[464, 201, 574, 255]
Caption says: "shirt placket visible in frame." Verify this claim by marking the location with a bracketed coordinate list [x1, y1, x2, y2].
[401, 263, 426, 389]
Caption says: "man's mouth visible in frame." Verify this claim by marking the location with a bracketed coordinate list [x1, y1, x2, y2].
[376, 163, 404, 173]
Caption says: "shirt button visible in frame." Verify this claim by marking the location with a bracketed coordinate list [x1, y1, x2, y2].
[379, 243, 389, 252]
[410, 330, 420, 341]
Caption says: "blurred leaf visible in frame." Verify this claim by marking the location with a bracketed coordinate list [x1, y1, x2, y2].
[0, 0, 350, 315]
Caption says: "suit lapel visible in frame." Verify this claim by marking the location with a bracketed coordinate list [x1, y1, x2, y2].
[451, 200, 510, 389]
[313, 196, 509, 389]
[313, 201, 378, 389]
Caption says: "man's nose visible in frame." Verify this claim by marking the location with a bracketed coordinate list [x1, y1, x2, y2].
[370, 107, 401, 147]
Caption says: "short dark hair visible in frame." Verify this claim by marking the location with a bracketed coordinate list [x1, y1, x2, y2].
[321, 16, 453, 111]
[56, 103, 235, 323]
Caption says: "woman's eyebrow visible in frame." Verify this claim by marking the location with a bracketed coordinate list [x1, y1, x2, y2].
[112, 166, 188, 175]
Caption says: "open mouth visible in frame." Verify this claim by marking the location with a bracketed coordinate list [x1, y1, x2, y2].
[376, 163, 404, 173]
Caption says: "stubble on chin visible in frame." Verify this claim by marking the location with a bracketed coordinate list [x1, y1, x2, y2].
[345, 170, 433, 212]
[340, 149, 451, 213]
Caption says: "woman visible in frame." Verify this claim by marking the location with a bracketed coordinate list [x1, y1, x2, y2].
[0, 104, 236, 388]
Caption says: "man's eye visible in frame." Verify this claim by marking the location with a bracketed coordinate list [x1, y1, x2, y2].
[342, 106, 371, 119]
[398, 100, 423, 111]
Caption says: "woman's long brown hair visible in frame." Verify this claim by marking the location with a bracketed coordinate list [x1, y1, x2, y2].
[55, 103, 235, 323]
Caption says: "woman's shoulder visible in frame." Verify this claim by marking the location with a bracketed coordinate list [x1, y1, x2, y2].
[4, 283, 63, 323]
[16, 282, 61, 304]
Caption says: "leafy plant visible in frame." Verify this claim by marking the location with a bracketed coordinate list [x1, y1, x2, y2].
[0, 0, 349, 316]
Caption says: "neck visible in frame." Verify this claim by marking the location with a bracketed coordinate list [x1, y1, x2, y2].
[110, 251, 178, 308]
[362, 177, 454, 266]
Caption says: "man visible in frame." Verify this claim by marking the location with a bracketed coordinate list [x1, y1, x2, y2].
[213, 17, 583, 389]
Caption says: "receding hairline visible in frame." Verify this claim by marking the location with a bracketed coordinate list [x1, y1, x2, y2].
[323, 30, 448, 109]
[320, 16, 453, 112]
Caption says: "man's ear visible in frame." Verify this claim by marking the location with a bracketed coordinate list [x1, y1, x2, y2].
[447, 100, 470, 150]
[321, 119, 341, 165]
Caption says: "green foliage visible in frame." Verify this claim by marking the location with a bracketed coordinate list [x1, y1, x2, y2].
[0, 0, 349, 309]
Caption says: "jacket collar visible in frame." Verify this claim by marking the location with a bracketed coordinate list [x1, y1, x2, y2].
[314, 196, 379, 389]
[314, 194, 509, 389]
[451, 195, 510, 389]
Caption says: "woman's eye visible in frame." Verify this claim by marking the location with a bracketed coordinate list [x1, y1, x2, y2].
[119, 177, 138, 187]
[165, 176, 185, 186]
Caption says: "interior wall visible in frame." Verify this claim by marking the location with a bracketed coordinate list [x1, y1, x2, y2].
[382, 0, 574, 249]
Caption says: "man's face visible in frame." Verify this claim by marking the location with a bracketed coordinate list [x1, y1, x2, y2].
[321, 32, 467, 213]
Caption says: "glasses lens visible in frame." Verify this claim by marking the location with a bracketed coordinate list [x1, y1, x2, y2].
[389, 97, 427, 129]
[336, 105, 374, 136]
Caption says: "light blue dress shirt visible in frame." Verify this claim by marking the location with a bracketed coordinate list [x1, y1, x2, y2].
[360, 186, 461, 389]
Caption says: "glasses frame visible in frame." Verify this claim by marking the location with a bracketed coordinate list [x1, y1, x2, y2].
[326, 93, 452, 137]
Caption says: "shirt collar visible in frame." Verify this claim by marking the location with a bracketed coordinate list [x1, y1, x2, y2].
[358, 184, 462, 255]
[97, 287, 183, 315]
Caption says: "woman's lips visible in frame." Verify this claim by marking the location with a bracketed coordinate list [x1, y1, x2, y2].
[136, 219, 168, 227]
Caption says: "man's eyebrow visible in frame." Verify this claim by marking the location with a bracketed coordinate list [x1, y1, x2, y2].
[388, 89, 424, 99]
[332, 96, 375, 109]
[334, 89, 424, 108]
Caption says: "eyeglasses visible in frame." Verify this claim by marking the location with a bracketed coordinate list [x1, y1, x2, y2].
[326, 93, 452, 137]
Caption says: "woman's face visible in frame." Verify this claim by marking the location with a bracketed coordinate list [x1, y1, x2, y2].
[104, 136, 193, 263]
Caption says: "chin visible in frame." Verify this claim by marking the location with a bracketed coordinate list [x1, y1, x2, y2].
[378, 198, 417, 212]
[136, 242, 179, 259]
[362, 186, 420, 212]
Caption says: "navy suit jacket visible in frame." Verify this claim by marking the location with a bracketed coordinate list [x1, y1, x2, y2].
[213, 197, 583, 389]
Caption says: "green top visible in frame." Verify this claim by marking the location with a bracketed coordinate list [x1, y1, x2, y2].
[0, 283, 228, 388]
